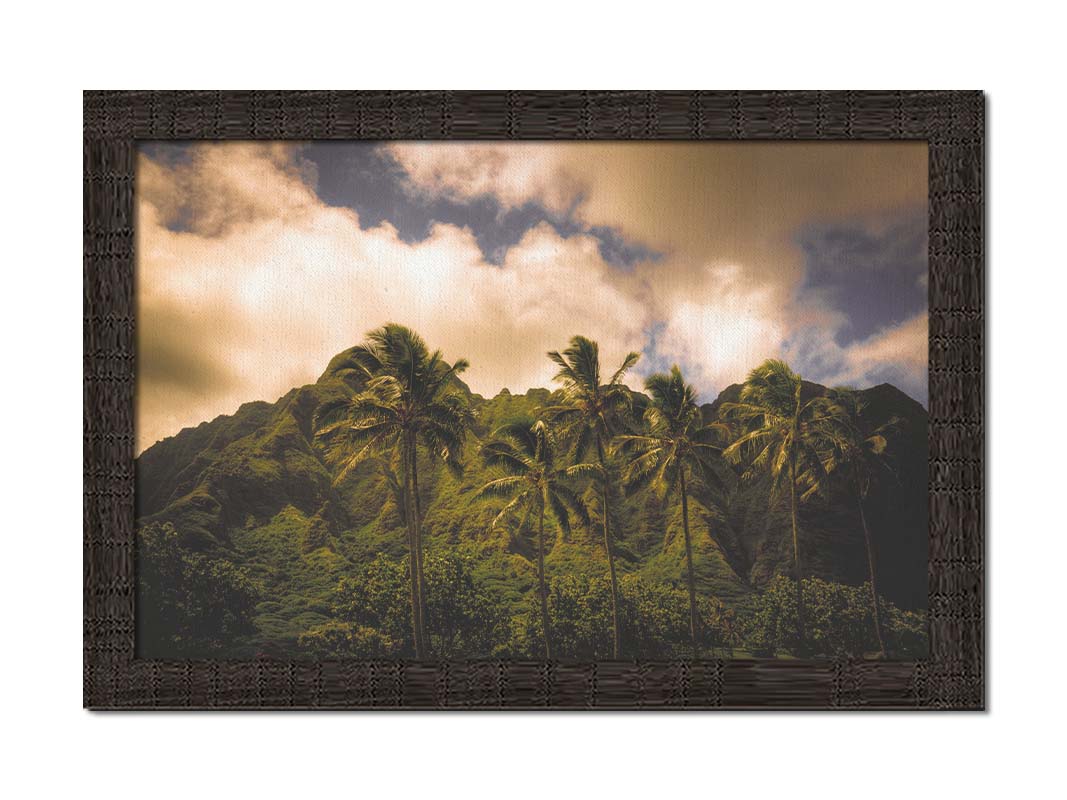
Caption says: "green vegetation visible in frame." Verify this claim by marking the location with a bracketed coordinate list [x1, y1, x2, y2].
[298, 552, 507, 658]
[742, 576, 927, 658]
[136, 326, 930, 661]
[617, 366, 727, 656]
[475, 418, 597, 658]
[721, 360, 841, 656]
[138, 522, 260, 656]
[544, 336, 640, 658]
[819, 387, 903, 657]
[312, 324, 472, 659]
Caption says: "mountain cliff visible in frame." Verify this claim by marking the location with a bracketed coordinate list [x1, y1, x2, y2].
[136, 349, 928, 653]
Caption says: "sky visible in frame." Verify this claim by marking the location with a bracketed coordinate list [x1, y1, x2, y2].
[135, 140, 928, 454]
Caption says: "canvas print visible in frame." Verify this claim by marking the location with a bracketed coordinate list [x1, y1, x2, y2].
[135, 141, 929, 661]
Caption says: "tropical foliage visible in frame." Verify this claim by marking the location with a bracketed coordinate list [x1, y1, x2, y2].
[742, 576, 927, 659]
[136, 327, 929, 661]
[544, 336, 640, 658]
[138, 522, 260, 656]
[312, 324, 472, 658]
[720, 360, 840, 656]
[819, 387, 903, 657]
[616, 366, 727, 655]
[298, 552, 508, 658]
[475, 418, 595, 658]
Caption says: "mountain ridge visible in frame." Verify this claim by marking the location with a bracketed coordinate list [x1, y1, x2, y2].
[137, 349, 928, 626]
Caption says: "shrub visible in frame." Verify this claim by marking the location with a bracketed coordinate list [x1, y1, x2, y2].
[510, 573, 740, 658]
[322, 550, 511, 658]
[137, 522, 261, 656]
[298, 620, 397, 658]
[741, 575, 928, 658]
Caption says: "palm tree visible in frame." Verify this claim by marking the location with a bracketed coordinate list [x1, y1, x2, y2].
[473, 418, 595, 659]
[544, 336, 640, 659]
[720, 359, 836, 657]
[820, 388, 902, 658]
[616, 366, 727, 656]
[314, 324, 472, 659]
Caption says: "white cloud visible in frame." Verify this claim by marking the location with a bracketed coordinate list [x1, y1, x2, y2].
[650, 263, 787, 393]
[137, 141, 930, 451]
[383, 140, 929, 401]
[137, 145, 649, 453]
[386, 142, 582, 214]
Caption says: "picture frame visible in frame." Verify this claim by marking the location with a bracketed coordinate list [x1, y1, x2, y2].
[84, 90, 984, 709]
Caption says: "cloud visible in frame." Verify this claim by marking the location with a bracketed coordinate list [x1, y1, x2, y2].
[139, 143, 319, 236]
[137, 141, 929, 452]
[384, 141, 929, 397]
[785, 313, 929, 402]
[136, 145, 649, 453]
[387, 142, 583, 214]
[835, 313, 928, 390]
[794, 210, 928, 344]
[649, 263, 787, 392]
[386, 141, 926, 280]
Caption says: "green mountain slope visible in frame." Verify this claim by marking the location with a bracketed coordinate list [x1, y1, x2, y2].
[136, 349, 928, 657]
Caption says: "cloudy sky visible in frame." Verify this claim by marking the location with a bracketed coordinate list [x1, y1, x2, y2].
[136, 140, 927, 454]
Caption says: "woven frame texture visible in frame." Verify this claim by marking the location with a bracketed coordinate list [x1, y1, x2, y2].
[84, 90, 984, 709]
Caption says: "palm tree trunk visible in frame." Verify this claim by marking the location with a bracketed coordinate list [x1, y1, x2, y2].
[858, 491, 888, 658]
[596, 434, 621, 659]
[679, 468, 699, 657]
[400, 443, 425, 659]
[789, 452, 807, 657]
[538, 502, 553, 660]
[409, 438, 429, 658]
[788, 384, 809, 657]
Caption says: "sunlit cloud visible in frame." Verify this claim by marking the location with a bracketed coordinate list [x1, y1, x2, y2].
[385, 140, 928, 395]
[387, 142, 583, 214]
[137, 145, 648, 452]
[137, 140, 928, 453]
[649, 263, 787, 392]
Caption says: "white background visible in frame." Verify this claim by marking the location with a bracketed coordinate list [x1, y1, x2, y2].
[1, 2, 1062, 797]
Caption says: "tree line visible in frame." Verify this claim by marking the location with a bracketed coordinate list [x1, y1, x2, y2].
[314, 324, 904, 660]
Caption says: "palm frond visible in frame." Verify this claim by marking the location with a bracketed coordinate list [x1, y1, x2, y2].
[547, 489, 572, 536]
[546, 349, 582, 390]
[312, 397, 357, 436]
[491, 494, 528, 530]
[609, 351, 641, 386]
[331, 434, 394, 485]
[472, 476, 526, 502]
[622, 446, 666, 496]
[561, 462, 602, 480]
[571, 420, 595, 463]
[480, 439, 533, 476]
[722, 427, 774, 464]
[613, 433, 660, 457]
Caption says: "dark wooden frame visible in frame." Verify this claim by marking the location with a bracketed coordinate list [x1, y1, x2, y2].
[84, 90, 984, 710]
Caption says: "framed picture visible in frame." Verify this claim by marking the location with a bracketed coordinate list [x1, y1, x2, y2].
[84, 90, 983, 709]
